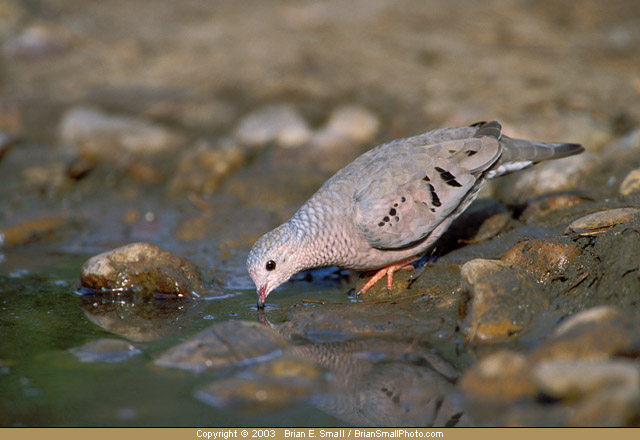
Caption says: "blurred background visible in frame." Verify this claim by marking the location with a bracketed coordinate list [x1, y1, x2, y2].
[1, 0, 640, 427]
[1, 0, 639, 277]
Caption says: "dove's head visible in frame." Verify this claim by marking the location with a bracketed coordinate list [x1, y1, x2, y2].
[247, 223, 304, 308]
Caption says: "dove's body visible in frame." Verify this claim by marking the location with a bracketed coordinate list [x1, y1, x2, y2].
[247, 121, 583, 307]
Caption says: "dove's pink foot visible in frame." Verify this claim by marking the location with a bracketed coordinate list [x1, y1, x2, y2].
[357, 256, 418, 295]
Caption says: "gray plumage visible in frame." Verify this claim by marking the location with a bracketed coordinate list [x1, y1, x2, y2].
[247, 121, 583, 307]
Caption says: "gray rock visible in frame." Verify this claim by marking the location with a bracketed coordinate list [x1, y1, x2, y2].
[494, 153, 596, 204]
[565, 208, 640, 235]
[313, 105, 380, 146]
[59, 106, 185, 160]
[234, 104, 311, 149]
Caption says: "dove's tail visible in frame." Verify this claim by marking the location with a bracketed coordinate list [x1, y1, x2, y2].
[473, 121, 584, 179]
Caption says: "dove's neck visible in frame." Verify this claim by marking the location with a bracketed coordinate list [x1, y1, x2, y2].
[288, 202, 350, 271]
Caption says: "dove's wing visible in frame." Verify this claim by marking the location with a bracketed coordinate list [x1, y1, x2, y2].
[354, 126, 502, 250]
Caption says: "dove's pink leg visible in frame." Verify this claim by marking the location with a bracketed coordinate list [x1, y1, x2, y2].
[358, 256, 418, 295]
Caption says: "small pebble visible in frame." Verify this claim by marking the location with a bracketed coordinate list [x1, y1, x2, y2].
[565, 208, 640, 234]
[69, 338, 141, 363]
[619, 168, 640, 195]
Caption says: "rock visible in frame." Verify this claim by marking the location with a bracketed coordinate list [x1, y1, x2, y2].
[315, 105, 380, 146]
[59, 106, 185, 160]
[458, 350, 537, 404]
[501, 237, 581, 283]
[530, 307, 640, 362]
[166, 138, 247, 197]
[619, 168, 640, 196]
[69, 338, 141, 363]
[196, 375, 316, 412]
[154, 320, 289, 373]
[519, 194, 591, 224]
[234, 104, 311, 149]
[460, 259, 549, 342]
[551, 306, 619, 337]
[4, 23, 74, 60]
[143, 98, 238, 132]
[533, 359, 640, 426]
[80, 242, 205, 298]
[534, 359, 639, 401]
[0, 217, 68, 247]
[565, 208, 640, 235]
[494, 153, 597, 204]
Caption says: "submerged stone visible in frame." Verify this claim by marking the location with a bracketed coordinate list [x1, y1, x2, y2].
[154, 320, 289, 373]
[69, 338, 141, 363]
[196, 356, 326, 412]
[80, 242, 205, 298]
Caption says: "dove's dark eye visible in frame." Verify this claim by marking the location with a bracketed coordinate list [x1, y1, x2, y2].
[265, 260, 276, 271]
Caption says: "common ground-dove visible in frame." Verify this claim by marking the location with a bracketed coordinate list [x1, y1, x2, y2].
[247, 121, 583, 307]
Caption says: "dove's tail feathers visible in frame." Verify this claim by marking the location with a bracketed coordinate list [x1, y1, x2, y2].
[485, 136, 584, 179]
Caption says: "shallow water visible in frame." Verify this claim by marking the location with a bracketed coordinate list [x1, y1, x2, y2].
[0, 250, 354, 427]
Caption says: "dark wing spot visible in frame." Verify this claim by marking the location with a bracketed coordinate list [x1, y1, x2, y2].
[401, 197, 406, 202]
[426, 183, 442, 207]
[466, 150, 477, 156]
[448, 149, 456, 154]
[431, 191, 442, 207]
[378, 222, 385, 227]
[383, 216, 390, 222]
[395, 216, 399, 221]
[394, 203, 398, 207]
[435, 167, 463, 187]
[389, 208, 396, 216]
[422, 174, 431, 182]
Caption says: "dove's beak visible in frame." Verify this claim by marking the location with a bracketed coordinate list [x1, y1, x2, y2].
[257, 283, 269, 309]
